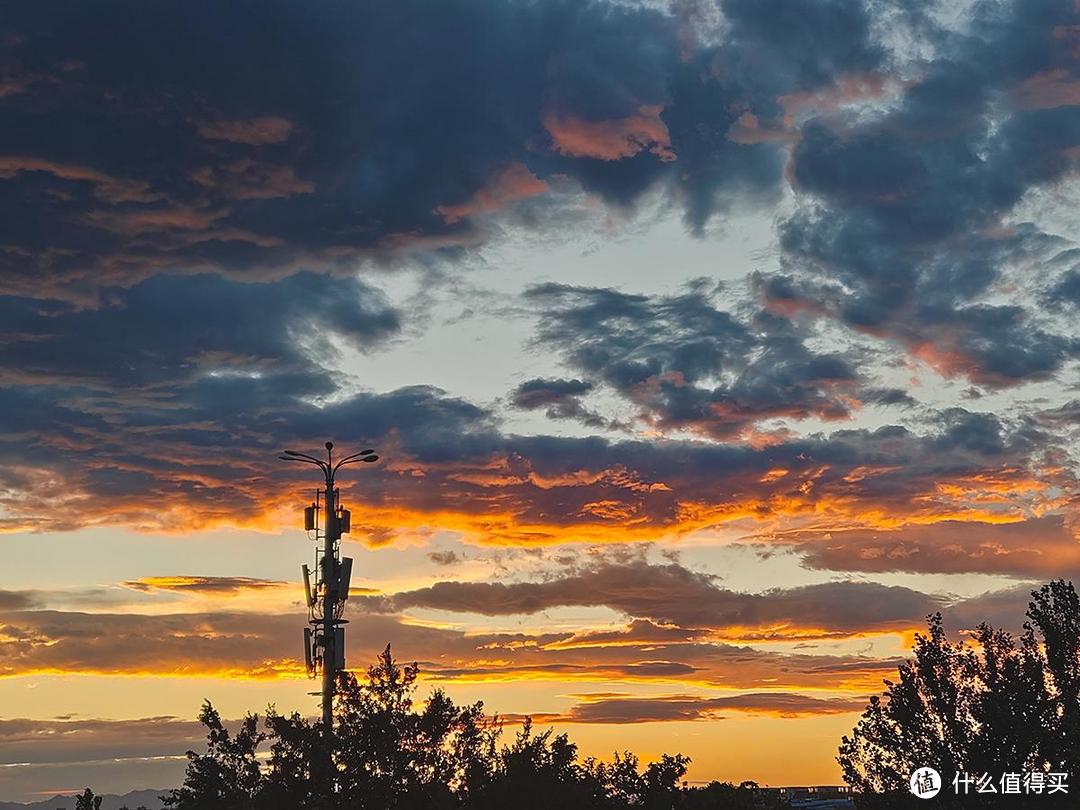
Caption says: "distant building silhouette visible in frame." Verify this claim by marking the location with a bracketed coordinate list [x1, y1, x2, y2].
[760, 785, 854, 808]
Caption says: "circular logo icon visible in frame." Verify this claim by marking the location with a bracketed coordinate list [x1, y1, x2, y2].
[909, 767, 942, 799]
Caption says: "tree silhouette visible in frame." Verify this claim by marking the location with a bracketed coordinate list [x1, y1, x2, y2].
[839, 579, 1080, 808]
[163, 703, 265, 810]
[158, 642, 784, 809]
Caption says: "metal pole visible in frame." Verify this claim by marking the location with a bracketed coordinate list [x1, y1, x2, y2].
[279, 442, 378, 743]
[322, 458, 338, 734]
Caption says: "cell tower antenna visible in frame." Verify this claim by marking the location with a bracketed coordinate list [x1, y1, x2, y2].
[279, 440, 379, 735]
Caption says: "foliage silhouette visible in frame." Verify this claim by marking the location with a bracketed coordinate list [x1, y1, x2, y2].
[160, 643, 785, 809]
[839, 579, 1080, 808]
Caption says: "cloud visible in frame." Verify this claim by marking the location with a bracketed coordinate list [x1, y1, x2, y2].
[0, 1, 670, 298]
[515, 691, 866, 724]
[435, 163, 548, 224]
[510, 378, 609, 428]
[195, 116, 295, 145]
[358, 560, 943, 639]
[525, 282, 863, 440]
[189, 159, 314, 201]
[0, 154, 159, 203]
[543, 106, 675, 162]
[0, 346, 1066, 550]
[0, 608, 899, 691]
[768, 0, 1080, 387]
[0, 0, 898, 300]
[426, 550, 462, 567]
[121, 576, 288, 595]
[0, 0, 1077, 593]
[0, 716, 207, 765]
[0, 271, 400, 390]
[0, 590, 39, 611]
[792, 515, 1080, 578]
[1012, 69, 1080, 111]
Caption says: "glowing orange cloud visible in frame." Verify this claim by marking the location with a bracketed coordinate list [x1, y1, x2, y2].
[122, 576, 289, 594]
[1, 432, 1071, 580]
[544, 105, 675, 162]
[503, 691, 867, 724]
[436, 162, 548, 223]
[0, 609, 900, 692]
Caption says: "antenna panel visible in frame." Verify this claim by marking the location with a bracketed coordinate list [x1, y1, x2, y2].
[303, 627, 314, 675]
[334, 626, 345, 670]
[339, 557, 353, 600]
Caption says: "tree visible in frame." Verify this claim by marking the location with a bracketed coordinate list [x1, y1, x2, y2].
[74, 789, 102, 810]
[332, 644, 499, 809]
[839, 579, 1080, 807]
[162, 702, 265, 810]
[681, 781, 788, 810]
[472, 718, 604, 810]
[163, 643, 797, 809]
[260, 707, 331, 810]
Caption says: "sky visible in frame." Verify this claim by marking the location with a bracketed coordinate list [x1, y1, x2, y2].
[2, 0, 1080, 801]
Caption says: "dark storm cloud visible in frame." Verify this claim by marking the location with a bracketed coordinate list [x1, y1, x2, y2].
[510, 378, 609, 428]
[358, 560, 943, 638]
[0, 0, 853, 300]
[0, 1, 624, 296]
[525, 282, 862, 439]
[770, 0, 1080, 387]
[511, 378, 594, 408]
[0, 0, 1073, 561]
[0, 271, 400, 390]
[668, 0, 884, 230]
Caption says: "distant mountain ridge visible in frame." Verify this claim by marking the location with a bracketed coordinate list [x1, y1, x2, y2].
[0, 790, 165, 810]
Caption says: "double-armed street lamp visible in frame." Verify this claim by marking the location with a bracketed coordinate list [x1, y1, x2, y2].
[279, 441, 378, 734]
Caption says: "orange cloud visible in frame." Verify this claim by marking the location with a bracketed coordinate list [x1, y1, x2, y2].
[0, 609, 899, 693]
[190, 159, 315, 200]
[1, 423, 1069, 568]
[436, 162, 548, 223]
[88, 205, 228, 233]
[1013, 69, 1080, 110]
[726, 111, 795, 146]
[544, 105, 675, 162]
[791, 515, 1080, 577]
[509, 692, 866, 724]
[778, 73, 897, 120]
[0, 155, 160, 203]
[122, 576, 288, 594]
[195, 116, 295, 144]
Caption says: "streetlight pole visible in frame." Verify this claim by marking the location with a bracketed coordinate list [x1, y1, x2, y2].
[280, 441, 378, 736]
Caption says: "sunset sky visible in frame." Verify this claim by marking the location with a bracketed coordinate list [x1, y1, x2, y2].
[3, 0, 1080, 801]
